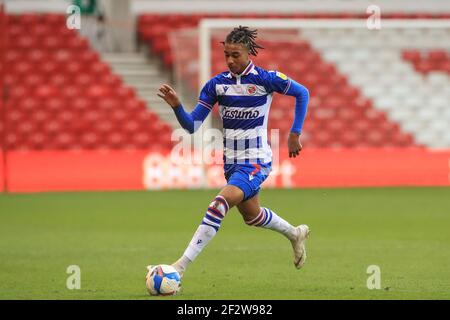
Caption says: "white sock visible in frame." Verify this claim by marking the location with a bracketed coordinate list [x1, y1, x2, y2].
[246, 207, 297, 241]
[172, 255, 191, 274]
[183, 224, 217, 261]
[173, 195, 229, 273]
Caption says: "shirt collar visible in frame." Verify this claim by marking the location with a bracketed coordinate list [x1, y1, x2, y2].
[229, 60, 255, 78]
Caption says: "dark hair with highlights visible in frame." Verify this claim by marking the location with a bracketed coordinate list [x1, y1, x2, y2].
[222, 26, 264, 56]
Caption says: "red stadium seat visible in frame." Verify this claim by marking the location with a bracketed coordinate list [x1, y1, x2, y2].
[41, 13, 66, 26]
[123, 120, 140, 134]
[5, 133, 22, 149]
[90, 62, 111, 75]
[34, 85, 58, 98]
[100, 74, 122, 89]
[39, 60, 59, 75]
[7, 110, 24, 124]
[14, 35, 37, 50]
[107, 132, 126, 148]
[427, 50, 447, 62]
[65, 61, 84, 74]
[54, 132, 75, 149]
[115, 86, 136, 100]
[132, 132, 152, 147]
[403, 49, 450, 74]
[72, 97, 91, 112]
[57, 111, 76, 124]
[84, 110, 101, 123]
[81, 132, 100, 149]
[96, 120, 115, 135]
[16, 121, 37, 135]
[43, 120, 62, 135]
[111, 109, 128, 123]
[48, 74, 68, 88]
[41, 35, 63, 50]
[123, 99, 146, 112]
[66, 37, 90, 51]
[86, 85, 110, 99]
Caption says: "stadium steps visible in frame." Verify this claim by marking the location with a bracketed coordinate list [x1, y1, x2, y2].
[101, 52, 179, 128]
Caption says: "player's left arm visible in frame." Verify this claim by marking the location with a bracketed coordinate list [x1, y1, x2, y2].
[267, 71, 310, 158]
[284, 79, 309, 158]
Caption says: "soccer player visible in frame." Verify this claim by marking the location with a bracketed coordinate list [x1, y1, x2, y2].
[153, 26, 310, 277]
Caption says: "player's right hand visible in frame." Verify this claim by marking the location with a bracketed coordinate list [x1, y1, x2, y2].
[157, 84, 181, 108]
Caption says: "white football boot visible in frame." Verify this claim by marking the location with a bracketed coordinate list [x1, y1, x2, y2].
[290, 224, 310, 269]
[170, 263, 184, 278]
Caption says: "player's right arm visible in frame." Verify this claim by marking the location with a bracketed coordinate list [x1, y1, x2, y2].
[157, 81, 216, 134]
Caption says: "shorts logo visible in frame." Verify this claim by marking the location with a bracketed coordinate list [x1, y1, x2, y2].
[247, 85, 257, 95]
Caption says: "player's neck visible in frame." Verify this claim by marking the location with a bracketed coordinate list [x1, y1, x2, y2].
[230, 60, 252, 77]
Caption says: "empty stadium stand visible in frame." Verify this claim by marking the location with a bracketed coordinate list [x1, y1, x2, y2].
[138, 13, 450, 148]
[3, 13, 173, 151]
[2, 12, 449, 152]
[303, 27, 450, 148]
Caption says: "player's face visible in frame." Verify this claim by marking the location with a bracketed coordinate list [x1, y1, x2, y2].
[224, 42, 250, 75]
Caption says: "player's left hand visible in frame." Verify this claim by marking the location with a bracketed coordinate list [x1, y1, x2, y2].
[288, 132, 302, 158]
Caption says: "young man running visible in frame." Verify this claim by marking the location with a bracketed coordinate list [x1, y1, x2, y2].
[153, 26, 310, 278]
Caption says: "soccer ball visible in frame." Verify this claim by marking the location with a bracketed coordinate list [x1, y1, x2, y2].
[145, 264, 181, 296]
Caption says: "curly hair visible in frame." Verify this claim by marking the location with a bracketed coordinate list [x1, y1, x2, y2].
[223, 26, 265, 56]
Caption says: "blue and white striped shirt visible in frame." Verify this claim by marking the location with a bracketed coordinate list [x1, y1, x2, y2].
[173, 61, 309, 165]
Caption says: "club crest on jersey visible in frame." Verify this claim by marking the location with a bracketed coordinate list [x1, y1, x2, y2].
[247, 84, 257, 95]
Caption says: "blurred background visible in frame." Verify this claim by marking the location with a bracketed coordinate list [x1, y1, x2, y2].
[1, 0, 450, 301]
[0, 0, 449, 192]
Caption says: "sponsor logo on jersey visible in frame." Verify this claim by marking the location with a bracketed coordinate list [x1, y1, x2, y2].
[223, 109, 260, 119]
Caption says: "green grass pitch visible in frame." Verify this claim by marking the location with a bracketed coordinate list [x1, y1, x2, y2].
[1, 187, 450, 300]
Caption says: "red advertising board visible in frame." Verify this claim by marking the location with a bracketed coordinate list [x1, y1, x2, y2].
[284, 148, 450, 188]
[0, 4, 5, 192]
[6, 150, 149, 192]
[5, 148, 450, 193]
[0, 152, 4, 192]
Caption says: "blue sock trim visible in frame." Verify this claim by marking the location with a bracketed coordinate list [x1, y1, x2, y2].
[204, 213, 222, 225]
[201, 221, 219, 231]
[263, 208, 273, 226]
